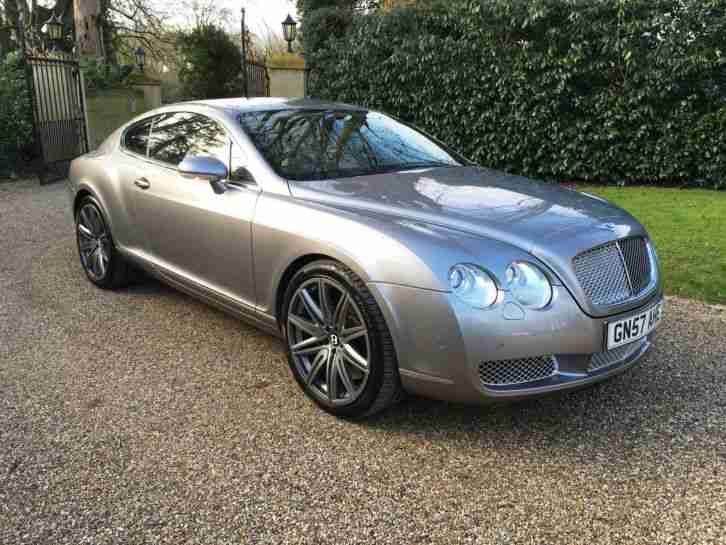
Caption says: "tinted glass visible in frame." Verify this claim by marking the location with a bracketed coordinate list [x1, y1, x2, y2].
[229, 144, 249, 182]
[148, 113, 230, 167]
[237, 109, 463, 181]
[123, 118, 153, 155]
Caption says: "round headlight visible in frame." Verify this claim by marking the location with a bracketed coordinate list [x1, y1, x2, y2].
[505, 262, 552, 309]
[448, 264, 498, 308]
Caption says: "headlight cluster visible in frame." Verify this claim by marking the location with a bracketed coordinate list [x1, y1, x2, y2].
[449, 261, 552, 310]
[505, 261, 552, 309]
[448, 264, 498, 309]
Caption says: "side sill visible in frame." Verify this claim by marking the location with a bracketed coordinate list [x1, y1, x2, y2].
[118, 247, 282, 338]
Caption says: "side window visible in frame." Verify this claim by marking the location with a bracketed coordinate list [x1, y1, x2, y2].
[185, 115, 230, 164]
[123, 117, 154, 156]
[148, 113, 231, 169]
[148, 112, 195, 166]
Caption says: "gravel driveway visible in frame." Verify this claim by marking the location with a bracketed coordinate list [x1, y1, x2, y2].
[1, 179, 725, 545]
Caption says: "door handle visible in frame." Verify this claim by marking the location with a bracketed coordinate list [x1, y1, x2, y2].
[134, 178, 150, 189]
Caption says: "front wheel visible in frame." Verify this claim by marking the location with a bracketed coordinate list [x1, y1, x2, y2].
[282, 260, 403, 418]
[75, 196, 130, 289]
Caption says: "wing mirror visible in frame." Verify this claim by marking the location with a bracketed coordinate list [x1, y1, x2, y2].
[178, 156, 229, 194]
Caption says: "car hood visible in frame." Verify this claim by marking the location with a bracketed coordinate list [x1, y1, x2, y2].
[289, 166, 650, 315]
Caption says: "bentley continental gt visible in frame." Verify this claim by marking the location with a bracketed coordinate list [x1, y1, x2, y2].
[67, 98, 663, 417]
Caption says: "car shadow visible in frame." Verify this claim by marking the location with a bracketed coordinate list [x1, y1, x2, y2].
[356, 343, 724, 466]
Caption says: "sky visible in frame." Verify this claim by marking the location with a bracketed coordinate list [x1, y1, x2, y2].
[170, 0, 299, 40]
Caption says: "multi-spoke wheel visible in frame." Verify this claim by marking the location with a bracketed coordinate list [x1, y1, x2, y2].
[283, 260, 403, 418]
[75, 196, 130, 289]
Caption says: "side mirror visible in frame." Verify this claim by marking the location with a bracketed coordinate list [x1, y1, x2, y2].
[179, 156, 228, 183]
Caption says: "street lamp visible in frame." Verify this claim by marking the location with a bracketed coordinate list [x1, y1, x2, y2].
[282, 14, 297, 53]
[134, 46, 146, 73]
[44, 13, 64, 41]
[42, 13, 64, 51]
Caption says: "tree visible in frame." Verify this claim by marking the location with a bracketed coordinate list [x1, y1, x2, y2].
[180, 0, 234, 32]
[176, 23, 241, 99]
[99, 0, 168, 65]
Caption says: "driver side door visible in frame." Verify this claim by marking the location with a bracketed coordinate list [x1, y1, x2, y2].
[131, 112, 260, 308]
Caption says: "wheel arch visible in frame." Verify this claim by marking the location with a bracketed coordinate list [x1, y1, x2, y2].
[274, 253, 337, 328]
[73, 188, 94, 217]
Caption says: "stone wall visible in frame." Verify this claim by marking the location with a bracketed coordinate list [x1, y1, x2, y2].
[268, 66, 306, 99]
[85, 84, 160, 149]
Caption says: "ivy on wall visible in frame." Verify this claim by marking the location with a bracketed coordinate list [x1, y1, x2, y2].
[305, 0, 726, 186]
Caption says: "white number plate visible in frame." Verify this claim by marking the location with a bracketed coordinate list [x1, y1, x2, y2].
[606, 301, 663, 350]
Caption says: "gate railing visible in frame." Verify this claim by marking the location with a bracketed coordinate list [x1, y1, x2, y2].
[27, 52, 88, 180]
[15, 14, 89, 184]
[245, 60, 269, 98]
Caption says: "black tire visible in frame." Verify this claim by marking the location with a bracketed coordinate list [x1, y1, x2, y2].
[282, 259, 403, 418]
[75, 196, 131, 289]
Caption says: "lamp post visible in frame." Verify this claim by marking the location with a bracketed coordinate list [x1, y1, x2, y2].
[134, 46, 146, 73]
[241, 7, 248, 98]
[282, 14, 297, 53]
[43, 13, 64, 51]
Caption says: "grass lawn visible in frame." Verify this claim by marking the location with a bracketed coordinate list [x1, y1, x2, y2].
[579, 186, 726, 306]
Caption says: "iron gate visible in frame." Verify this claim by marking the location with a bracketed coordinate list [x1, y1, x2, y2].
[26, 51, 89, 184]
[245, 61, 269, 97]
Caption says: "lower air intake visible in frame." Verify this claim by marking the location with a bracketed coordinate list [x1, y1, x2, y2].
[478, 356, 557, 387]
[589, 339, 646, 372]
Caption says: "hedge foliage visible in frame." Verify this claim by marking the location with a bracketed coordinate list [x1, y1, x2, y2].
[176, 24, 242, 100]
[304, 0, 726, 186]
[0, 52, 33, 175]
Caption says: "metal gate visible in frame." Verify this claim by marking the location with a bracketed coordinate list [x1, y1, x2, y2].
[26, 51, 89, 184]
[245, 61, 269, 97]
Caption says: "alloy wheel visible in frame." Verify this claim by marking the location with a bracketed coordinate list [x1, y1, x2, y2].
[286, 277, 371, 406]
[77, 203, 111, 281]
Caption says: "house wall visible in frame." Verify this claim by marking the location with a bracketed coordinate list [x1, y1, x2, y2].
[85, 86, 159, 149]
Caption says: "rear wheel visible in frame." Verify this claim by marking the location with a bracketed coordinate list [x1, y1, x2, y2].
[282, 260, 403, 418]
[75, 196, 130, 289]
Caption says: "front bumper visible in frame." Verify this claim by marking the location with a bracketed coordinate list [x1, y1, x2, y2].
[369, 282, 663, 405]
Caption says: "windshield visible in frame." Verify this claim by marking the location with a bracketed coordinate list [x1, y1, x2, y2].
[237, 109, 464, 181]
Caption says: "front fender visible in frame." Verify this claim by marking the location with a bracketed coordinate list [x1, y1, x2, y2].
[252, 192, 556, 318]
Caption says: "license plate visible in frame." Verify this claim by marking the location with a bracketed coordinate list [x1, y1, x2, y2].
[606, 301, 663, 350]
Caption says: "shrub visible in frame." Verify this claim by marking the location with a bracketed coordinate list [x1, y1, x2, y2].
[80, 57, 134, 91]
[305, 0, 726, 186]
[0, 52, 34, 175]
[176, 25, 242, 100]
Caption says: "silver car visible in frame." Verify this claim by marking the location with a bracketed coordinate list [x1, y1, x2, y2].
[67, 98, 664, 418]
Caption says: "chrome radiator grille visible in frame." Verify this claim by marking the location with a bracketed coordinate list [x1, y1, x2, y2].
[572, 237, 653, 307]
[478, 356, 556, 387]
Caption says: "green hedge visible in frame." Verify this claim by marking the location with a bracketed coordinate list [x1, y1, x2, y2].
[304, 0, 726, 186]
[0, 52, 33, 176]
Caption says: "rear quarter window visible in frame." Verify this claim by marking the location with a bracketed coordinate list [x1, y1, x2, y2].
[123, 118, 154, 156]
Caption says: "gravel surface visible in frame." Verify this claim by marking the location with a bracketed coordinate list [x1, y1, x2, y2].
[1, 179, 725, 544]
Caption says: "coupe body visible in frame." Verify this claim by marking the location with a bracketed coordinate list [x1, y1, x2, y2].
[67, 98, 663, 417]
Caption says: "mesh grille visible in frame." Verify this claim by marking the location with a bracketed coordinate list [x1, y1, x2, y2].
[619, 237, 651, 295]
[478, 356, 557, 386]
[573, 237, 653, 308]
[589, 338, 646, 372]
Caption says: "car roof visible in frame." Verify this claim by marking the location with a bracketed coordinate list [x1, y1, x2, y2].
[180, 97, 367, 115]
